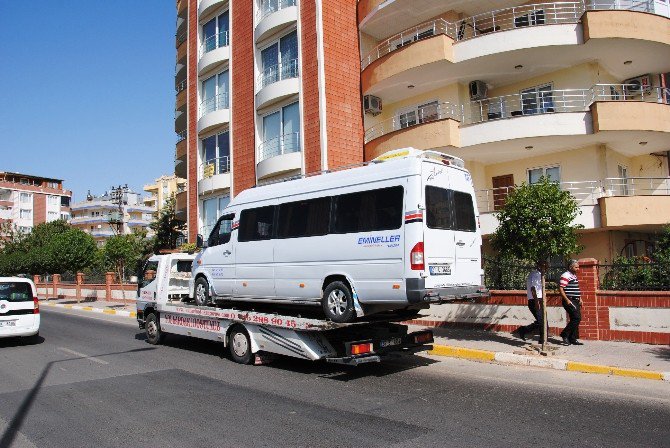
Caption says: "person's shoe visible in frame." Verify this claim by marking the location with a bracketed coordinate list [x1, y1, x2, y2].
[518, 328, 527, 341]
[570, 340, 584, 346]
[562, 336, 571, 346]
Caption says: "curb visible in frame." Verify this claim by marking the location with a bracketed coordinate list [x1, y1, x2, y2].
[428, 344, 669, 382]
[40, 301, 136, 319]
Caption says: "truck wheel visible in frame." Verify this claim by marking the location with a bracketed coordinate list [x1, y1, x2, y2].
[322, 281, 356, 323]
[228, 326, 253, 365]
[194, 277, 211, 307]
[146, 313, 165, 345]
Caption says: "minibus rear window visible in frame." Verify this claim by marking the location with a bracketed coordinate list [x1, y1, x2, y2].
[333, 186, 403, 234]
[426, 186, 476, 232]
[0, 282, 33, 302]
[453, 191, 476, 231]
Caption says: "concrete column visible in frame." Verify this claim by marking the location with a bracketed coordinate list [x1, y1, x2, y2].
[76, 272, 84, 303]
[33, 274, 41, 285]
[52, 274, 61, 300]
[577, 258, 600, 341]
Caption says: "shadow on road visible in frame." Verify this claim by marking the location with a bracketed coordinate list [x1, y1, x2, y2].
[0, 335, 45, 348]
[0, 347, 156, 448]
[645, 346, 670, 361]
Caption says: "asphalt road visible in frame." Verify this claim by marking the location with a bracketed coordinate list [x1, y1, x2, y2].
[0, 308, 668, 448]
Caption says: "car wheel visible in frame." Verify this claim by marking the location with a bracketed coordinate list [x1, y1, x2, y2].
[194, 277, 211, 307]
[322, 281, 356, 323]
[146, 313, 164, 345]
[228, 326, 253, 365]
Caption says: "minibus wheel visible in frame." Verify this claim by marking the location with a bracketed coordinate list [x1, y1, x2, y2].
[322, 281, 355, 323]
[194, 277, 211, 306]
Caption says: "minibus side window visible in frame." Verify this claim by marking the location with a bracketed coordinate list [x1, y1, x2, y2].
[453, 191, 476, 232]
[425, 186, 452, 230]
[333, 186, 403, 234]
[277, 197, 331, 239]
[238, 206, 276, 242]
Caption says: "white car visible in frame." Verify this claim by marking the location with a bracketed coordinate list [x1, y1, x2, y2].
[0, 277, 40, 340]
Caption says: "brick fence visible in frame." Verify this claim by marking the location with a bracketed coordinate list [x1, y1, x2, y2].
[410, 258, 670, 345]
[34, 273, 136, 305]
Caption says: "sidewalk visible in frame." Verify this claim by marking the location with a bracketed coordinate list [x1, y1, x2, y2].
[39, 297, 669, 381]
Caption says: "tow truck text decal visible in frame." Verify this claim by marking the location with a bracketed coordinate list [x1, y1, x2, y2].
[164, 314, 221, 332]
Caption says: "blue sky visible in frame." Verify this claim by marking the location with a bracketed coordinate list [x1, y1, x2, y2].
[0, 1, 175, 203]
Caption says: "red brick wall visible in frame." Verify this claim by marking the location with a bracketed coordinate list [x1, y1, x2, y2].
[300, 0, 322, 174]
[33, 193, 46, 225]
[187, 0, 198, 242]
[231, 0, 257, 196]
[322, 0, 364, 169]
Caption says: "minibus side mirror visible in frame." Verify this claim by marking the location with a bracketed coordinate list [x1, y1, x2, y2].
[196, 234, 206, 249]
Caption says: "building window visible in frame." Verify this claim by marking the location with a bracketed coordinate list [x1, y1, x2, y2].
[20, 209, 32, 219]
[47, 195, 60, 206]
[202, 10, 229, 54]
[201, 195, 230, 237]
[201, 70, 229, 116]
[528, 166, 560, 184]
[61, 196, 70, 207]
[258, 0, 296, 21]
[61, 213, 70, 220]
[521, 84, 554, 115]
[20, 193, 32, 203]
[397, 100, 439, 129]
[202, 130, 231, 177]
[260, 30, 298, 88]
[260, 101, 300, 161]
[47, 211, 59, 221]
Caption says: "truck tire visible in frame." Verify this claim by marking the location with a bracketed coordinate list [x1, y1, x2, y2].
[146, 313, 165, 345]
[228, 326, 253, 365]
[322, 281, 356, 323]
[194, 277, 211, 307]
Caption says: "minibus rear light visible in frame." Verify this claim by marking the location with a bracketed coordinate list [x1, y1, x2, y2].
[350, 342, 373, 355]
[410, 242, 424, 270]
[34, 297, 39, 314]
[414, 332, 433, 344]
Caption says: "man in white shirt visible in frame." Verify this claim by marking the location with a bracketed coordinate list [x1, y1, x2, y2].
[518, 261, 548, 341]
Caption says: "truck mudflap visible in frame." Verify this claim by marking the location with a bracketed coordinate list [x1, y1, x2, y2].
[325, 329, 434, 365]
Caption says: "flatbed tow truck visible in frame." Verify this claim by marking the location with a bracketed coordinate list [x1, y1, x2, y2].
[136, 254, 434, 365]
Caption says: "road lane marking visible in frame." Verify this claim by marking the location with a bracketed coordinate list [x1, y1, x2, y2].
[57, 347, 109, 365]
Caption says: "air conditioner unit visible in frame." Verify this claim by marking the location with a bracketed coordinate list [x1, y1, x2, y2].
[363, 95, 382, 116]
[469, 80, 488, 100]
[623, 74, 652, 95]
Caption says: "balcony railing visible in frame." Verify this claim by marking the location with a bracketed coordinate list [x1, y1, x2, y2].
[361, 1, 661, 69]
[199, 31, 230, 57]
[176, 80, 187, 94]
[364, 85, 670, 142]
[258, 132, 300, 161]
[257, 0, 296, 22]
[200, 156, 231, 179]
[258, 59, 299, 89]
[176, 31, 187, 47]
[176, 130, 187, 143]
[364, 102, 461, 143]
[199, 92, 229, 118]
[476, 177, 670, 213]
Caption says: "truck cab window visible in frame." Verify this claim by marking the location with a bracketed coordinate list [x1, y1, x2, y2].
[140, 261, 159, 288]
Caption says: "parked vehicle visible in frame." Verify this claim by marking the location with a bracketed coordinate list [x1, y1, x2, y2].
[192, 147, 487, 323]
[136, 254, 434, 365]
[0, 277, 40, 340]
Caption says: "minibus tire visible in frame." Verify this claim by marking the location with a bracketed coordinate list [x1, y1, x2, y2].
[228, 326, 253, 365]
[146, 313, 165, 345]
[194, 277, 211, 306]
[322, 281, 356, 323]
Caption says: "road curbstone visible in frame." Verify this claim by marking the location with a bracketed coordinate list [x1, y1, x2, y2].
[428, 345, 495, 361]
[40, 301, 136, 319]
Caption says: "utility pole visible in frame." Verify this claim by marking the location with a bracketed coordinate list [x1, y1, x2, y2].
[108, 185, 125, 236]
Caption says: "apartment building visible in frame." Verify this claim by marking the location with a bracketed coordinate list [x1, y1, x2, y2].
[143, 174, 187, 216]
[69, 187, 154, 246]
[174, 0, 363, 239]
[0, 172, 71, 233]
[359, 0, 670, 261]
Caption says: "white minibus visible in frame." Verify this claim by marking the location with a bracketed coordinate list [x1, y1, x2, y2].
[191, 148, 486, 323]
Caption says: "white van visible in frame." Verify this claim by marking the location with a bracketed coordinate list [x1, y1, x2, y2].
[191, 148, 486, 323]
[0, 277, 40, 340]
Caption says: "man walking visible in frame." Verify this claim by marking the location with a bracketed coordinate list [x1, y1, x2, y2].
[559, 259, 583, 345]
[518, 261, 547, 341]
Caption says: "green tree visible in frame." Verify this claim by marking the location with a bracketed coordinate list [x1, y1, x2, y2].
[45, 229, 98, 274]
[150, 194, 186, 252]
[103, 230, 152, 281]
[491, 177, 583, 350]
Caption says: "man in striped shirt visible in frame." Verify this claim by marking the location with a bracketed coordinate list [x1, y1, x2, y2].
[559, 260, 583, 346]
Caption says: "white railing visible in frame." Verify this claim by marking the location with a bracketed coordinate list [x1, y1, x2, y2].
[258, 59, 299, 89]
[199, 31, 229, 57]
[364, 102, 461, 143]
[592, 84, 670, 104]
[257, 0, 296, 22]
[176, 130, 187, 143]
[176, 80, 187, 94]
[199, 92, 229, 118]
[200, 156, 231, 178]
[476, 177, 670, 213]
[258, 132, 301, 161]
[361, 0, 660, 69]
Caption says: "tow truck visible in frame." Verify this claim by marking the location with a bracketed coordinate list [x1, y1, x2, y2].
[135, 253, 434, 365]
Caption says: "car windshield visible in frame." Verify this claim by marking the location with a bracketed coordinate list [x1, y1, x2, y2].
[0, 282, 33, 302]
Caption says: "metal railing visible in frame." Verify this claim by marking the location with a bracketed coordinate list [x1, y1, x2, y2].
[176, 80, 187, 94]
[176, 31, 187, 46]
[361, 1, 660, 69]
[199, 92, 229, 118]
[258, 59, 299, 89]
[257, 0, 296, 22]
[176, 130, 187, 143]
[364, 102, 461, 143]
[592, 84, 670, 104]
[476, 177, 670, 213]
[258, 132, 301, 161]
[600, 261, 670, 291]
[200, 31, 229, 57]
[200, 156, 231, 178]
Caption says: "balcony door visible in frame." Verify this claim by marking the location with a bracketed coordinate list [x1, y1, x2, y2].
[203, 11, 229, 52]
[492, 174, 514, 211]
[261, 102, 300, 160]
[260, 31, 298, 87]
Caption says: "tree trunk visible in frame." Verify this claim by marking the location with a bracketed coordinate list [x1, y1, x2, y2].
[541, 273, 548, 352]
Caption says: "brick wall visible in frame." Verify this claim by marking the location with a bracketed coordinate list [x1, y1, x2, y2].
[300, 0, 322, 174]
[33, 193, 46, 225]
[187, 0, 198, 242]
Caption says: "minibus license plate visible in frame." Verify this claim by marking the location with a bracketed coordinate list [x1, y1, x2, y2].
[429, 265, 451, 275]
[0, 321, 16, 327]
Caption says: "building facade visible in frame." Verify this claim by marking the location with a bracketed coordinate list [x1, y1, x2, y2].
[69, 187, 154, 246]
[144, 174, 187, 215]
[175, 0, 670, 261]
[0, 172, 71, 234]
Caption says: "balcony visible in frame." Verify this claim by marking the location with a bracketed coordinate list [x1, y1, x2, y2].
[176, 132, 187, 161]
[256, 59, 299, 109]
[198, 0, 225, 18]
[256, 132, 301, 180]
[198, 31, 230, 75]
[197, 92, 230, 134]
[177, 0, 187, 17]
[256, 0, 298, 43]
[175, 190, 187, 221]
[198, 156, 231, 195]
[175, 153, 187, 179]
[176, 80, 187, 110]
[176, 32, 187, 65]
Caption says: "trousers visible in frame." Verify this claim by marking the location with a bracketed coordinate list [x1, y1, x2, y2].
[521, 299, 547, 336]
[561, 299, 581, 342]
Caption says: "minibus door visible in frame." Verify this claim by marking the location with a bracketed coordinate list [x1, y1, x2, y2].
[205, 214, 235, 296]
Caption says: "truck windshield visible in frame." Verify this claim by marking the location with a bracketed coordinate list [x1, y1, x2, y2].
[0, 282, 33, 302]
